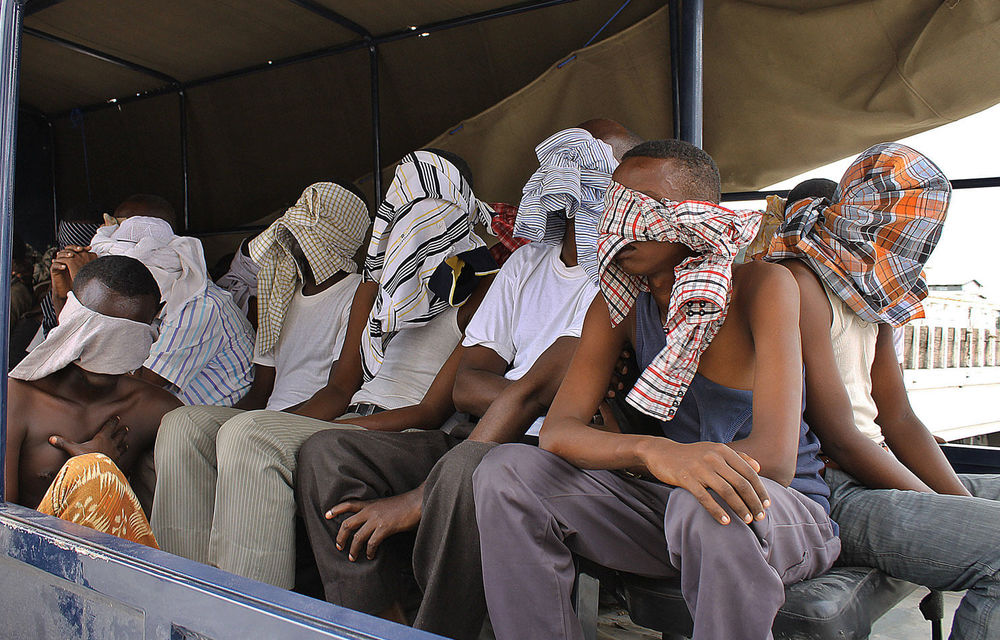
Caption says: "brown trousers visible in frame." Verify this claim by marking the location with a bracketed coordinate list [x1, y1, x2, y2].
[296, 428, 496, 640]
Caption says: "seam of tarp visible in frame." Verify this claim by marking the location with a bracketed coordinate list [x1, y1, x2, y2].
[582, 0, 632, 48]
[45, 0, 584, 119]
[554, 0, 632, 68]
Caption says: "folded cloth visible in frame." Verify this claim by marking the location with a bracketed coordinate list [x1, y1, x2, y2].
[249, 182, 369, 353]
[598, 181, 761, 422]
[515, 128, 617, 282]
[765, 142, 950, 327]
[743, 194, 787, 262]
[10, 292, 157, 380]
[41, 220, 104, 332]
[361, 150, 492, 380]
[428, 246, 500, 307]
[215, 239, 260, 316]
[58, 219, 101, 249]
[90, 216, 208, 320]
[38, 453, 159, 549]
[487, 202, 530, 265]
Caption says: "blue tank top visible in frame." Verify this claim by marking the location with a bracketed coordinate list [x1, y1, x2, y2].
[633, 292, 832, 517]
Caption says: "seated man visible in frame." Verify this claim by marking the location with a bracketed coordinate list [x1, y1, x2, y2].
[151, 150, 498, 589]
[4, 255, 181, 546]
[54, 193, 255, 406]
[234, 181, 369, 412]
[474, 140, 841, 640]
[296, 125, 615, 639]
[767, 143, 1000, 640]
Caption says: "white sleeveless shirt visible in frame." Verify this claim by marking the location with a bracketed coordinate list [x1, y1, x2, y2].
[822, 282, 884, 444]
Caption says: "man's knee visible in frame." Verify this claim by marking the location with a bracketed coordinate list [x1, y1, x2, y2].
[155, 406, 209, 466]
[662, 486, 752, 550]
[64, 453, 123, 482]
[473, 444, 556, 507]
[429, 440, 497, 490]
[216, 411, 279, 467]
[295, 429, 351, 504]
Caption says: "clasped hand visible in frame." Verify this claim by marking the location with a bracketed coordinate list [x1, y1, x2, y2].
[642, 439, 771, 526]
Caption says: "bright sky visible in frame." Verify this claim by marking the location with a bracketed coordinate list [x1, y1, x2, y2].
[761, 103, 1000, 299]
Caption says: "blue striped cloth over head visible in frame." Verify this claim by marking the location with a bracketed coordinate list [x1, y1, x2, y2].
[515, 128, 618, 283]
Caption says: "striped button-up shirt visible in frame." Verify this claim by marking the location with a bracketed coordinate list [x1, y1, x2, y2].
[145, 282, 254, 406]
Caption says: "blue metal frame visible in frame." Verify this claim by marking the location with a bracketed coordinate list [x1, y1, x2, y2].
[0, 0, 24, 504]
[0, 503, 441, 639]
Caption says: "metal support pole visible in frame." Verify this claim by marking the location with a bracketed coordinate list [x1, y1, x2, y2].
[179, 90, 190, 232]
[0, 0, 25, 503]
[678, 0, 703, 148]
[369, 43, 382, 203]
[668, 0, 681, 140]
[23, 26, 178, 85]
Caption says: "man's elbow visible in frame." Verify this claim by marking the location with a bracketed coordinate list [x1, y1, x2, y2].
[755, 451, 796, 486]
[452, 377, 475, 414]
[767, 461, 796, 487]
[538, 417, 573, 457]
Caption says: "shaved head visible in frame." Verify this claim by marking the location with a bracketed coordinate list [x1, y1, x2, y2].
[578, 118, 644, 161]
[74, 255, 161, 324]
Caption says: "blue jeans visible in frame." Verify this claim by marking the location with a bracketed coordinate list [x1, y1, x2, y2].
[826, 469, 1000, 640]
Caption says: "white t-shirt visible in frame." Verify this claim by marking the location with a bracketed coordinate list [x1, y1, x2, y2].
[462, 243, 598, 436]
[255, 274, 362, 411]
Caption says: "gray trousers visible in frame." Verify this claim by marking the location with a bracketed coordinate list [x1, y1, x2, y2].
[473, 444, 841, 640]
[827, 469, 1000, 640]
[296, 428, 496, 640]
[150, 405, 362, 588]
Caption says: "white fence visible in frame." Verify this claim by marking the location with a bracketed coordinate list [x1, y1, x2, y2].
[903, 325, 1000, 441]
[903, 324, 999, 370]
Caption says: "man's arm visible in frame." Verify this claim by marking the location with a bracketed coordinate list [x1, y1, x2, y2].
[723, 263, 803, 486]
[129, 384, 183, 464]
[466, 336, 580, 443]
[871, 323, 970, 496]
[540, 297, 769, 526]
[784, 260, 940, 491]
[233, 364, 276, 411]
[781, 259, 933, 492]
[4, 383, 28, 505]
[291, 281, 377, 420]
[451, 345, 513, 418]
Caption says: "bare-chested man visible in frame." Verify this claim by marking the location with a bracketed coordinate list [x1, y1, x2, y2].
[4, 255, 180, 525]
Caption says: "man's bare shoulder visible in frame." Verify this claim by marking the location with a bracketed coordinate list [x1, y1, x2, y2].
[7, 377, 56, 410]
[732, 260, 798, 303]
[122, 375, 182, 408]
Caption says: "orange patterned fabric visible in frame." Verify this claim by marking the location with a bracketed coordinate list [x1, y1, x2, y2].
[765, 143, 950, 326]
[37, 453, 159, 549]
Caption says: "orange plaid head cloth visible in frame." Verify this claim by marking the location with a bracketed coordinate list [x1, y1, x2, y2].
[766, 143, 950, 326]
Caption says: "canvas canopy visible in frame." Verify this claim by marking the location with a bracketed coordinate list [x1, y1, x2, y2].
[17, 0, 1000, 245]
